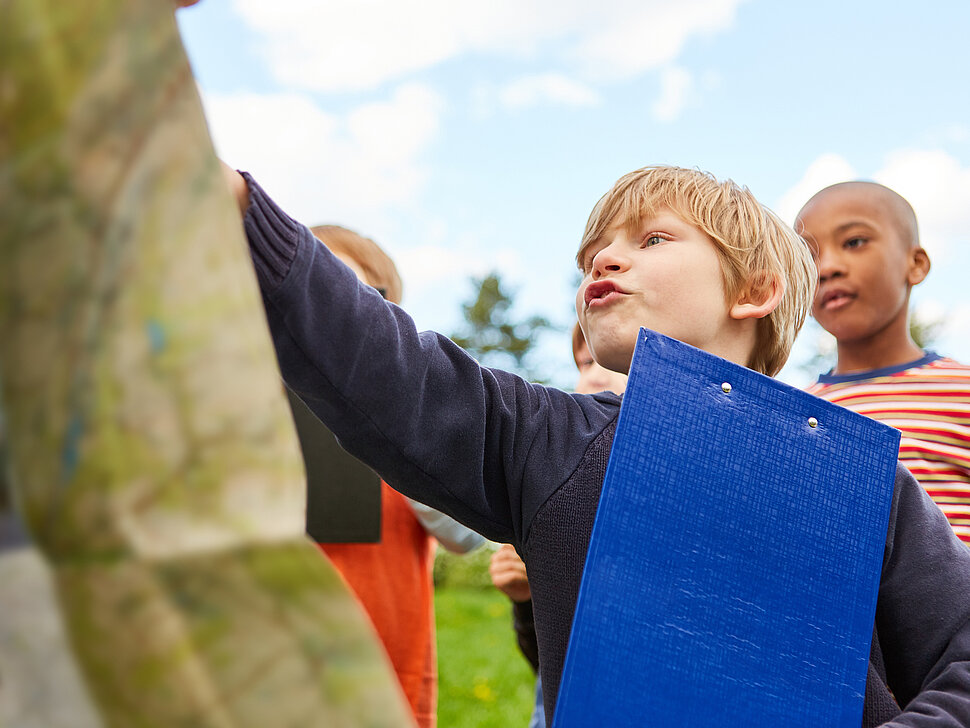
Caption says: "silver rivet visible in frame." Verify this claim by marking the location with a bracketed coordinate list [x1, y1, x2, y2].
[808, 417, 818, 428]
[721, 382, 732, 394]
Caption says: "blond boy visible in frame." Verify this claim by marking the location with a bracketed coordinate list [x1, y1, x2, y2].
[224, 163, 970, 727]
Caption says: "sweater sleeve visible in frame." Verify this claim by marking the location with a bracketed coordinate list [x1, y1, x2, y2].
[240, 174, 617, 546]
[405, 498, 486, 554]
[877, 463, 970, 727]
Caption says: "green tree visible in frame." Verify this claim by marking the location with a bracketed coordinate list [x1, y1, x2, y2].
[450, 272, 556, 382]
[910, 311, 944, 350]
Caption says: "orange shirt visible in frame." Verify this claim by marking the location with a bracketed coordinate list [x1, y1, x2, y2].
[321, 483, 437, 728]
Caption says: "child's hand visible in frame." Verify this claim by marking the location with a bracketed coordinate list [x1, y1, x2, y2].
[219, 161, 250, 216]
[489, 544, 531, 602]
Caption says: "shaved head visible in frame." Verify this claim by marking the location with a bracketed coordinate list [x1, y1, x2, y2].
[798, 181, 920, 251]
[795, 178, 931, 372]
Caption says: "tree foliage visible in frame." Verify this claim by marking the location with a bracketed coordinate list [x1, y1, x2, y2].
[910, 313, 943, 350]
[451, 272, 555, 382]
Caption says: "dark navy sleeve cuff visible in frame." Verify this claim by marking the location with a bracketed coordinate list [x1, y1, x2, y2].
[240, 171, 303, 291]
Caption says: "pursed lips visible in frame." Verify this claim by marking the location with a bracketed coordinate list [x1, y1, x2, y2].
[584, 280, 626, 307]
[817, 287, 856, 311]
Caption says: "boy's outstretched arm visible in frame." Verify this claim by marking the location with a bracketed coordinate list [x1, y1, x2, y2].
[877, 465, 970, 726]
[219, 168, 616, 548]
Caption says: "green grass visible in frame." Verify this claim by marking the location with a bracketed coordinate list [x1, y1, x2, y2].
[435, 585, 537, 727]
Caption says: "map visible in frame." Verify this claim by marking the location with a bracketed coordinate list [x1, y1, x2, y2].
[0, 1, 414, 725]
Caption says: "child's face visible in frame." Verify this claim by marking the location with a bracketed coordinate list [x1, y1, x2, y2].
[796, 185, 919, 345]
[333, 252, 370, 286]
[574, 339, 627, 396]
[575, 209, 738, 374]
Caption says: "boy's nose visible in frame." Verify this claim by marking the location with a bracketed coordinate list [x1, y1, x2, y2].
[591, 243, 627, 278]
[815, 247, 846, 283]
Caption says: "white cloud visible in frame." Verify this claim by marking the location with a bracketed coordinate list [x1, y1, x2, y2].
[396, 244, 533, 336]
[651, 67, 693, 122]
[942, 304, 970, 361]
[873, 148, 970, 259]
[397, 244, 493, 292]
[231, 0, 747, 92]
[573, 0, 745, 81]
[915, 300, 970, 363]
[776, 148, 970, 261]
[231, 0, 575, 92]
[199, 82, 444, 226]
[499, 73, 601, 110]
[347, 85, 443, 165]
[774, 153, 857, 225]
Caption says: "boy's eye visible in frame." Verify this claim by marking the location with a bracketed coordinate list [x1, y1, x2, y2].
[844, 237, 867, 250]
[641, 233, 667, 248]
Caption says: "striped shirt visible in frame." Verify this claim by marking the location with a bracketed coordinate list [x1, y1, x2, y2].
[806, 353, 970, 544]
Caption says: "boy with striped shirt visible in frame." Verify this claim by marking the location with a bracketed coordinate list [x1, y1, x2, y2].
[797, 181, 970, 543]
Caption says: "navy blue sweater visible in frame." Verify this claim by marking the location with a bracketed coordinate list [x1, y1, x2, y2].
[242, 174, 970, 727]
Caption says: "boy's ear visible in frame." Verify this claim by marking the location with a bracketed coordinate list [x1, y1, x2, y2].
[729, 271, 783, 321]
[907, 247, 930, 286]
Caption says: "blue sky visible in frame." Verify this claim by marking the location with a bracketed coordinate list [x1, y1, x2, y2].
[177, 1, 970, 387]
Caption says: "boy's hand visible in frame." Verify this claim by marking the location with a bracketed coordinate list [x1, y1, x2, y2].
[219, 161, 251, 216]
[489, 544, 531, 603]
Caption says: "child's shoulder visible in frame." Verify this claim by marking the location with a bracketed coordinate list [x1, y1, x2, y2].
[888, 354, 970, 390]
[811, 352, 970, 389]
[924, 355, 970, 379]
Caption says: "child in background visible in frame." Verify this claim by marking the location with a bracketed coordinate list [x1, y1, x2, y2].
[571, 321, 628, 397]
[309, 225, 484, 728]
[797, 182, 970, 544]
[223, 161, 970, 726]
[490, 322, 627, 728]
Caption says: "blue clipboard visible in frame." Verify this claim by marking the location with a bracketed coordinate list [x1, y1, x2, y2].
[554, 329, 899, 727]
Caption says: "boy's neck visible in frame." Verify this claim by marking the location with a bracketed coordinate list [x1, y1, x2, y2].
[833, 331, 925, 376]
[830, 294, 926, 375]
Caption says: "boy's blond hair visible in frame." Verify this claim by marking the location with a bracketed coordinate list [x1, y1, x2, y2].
[577, 166, 816, 377]
[311, 225, 403, 305]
